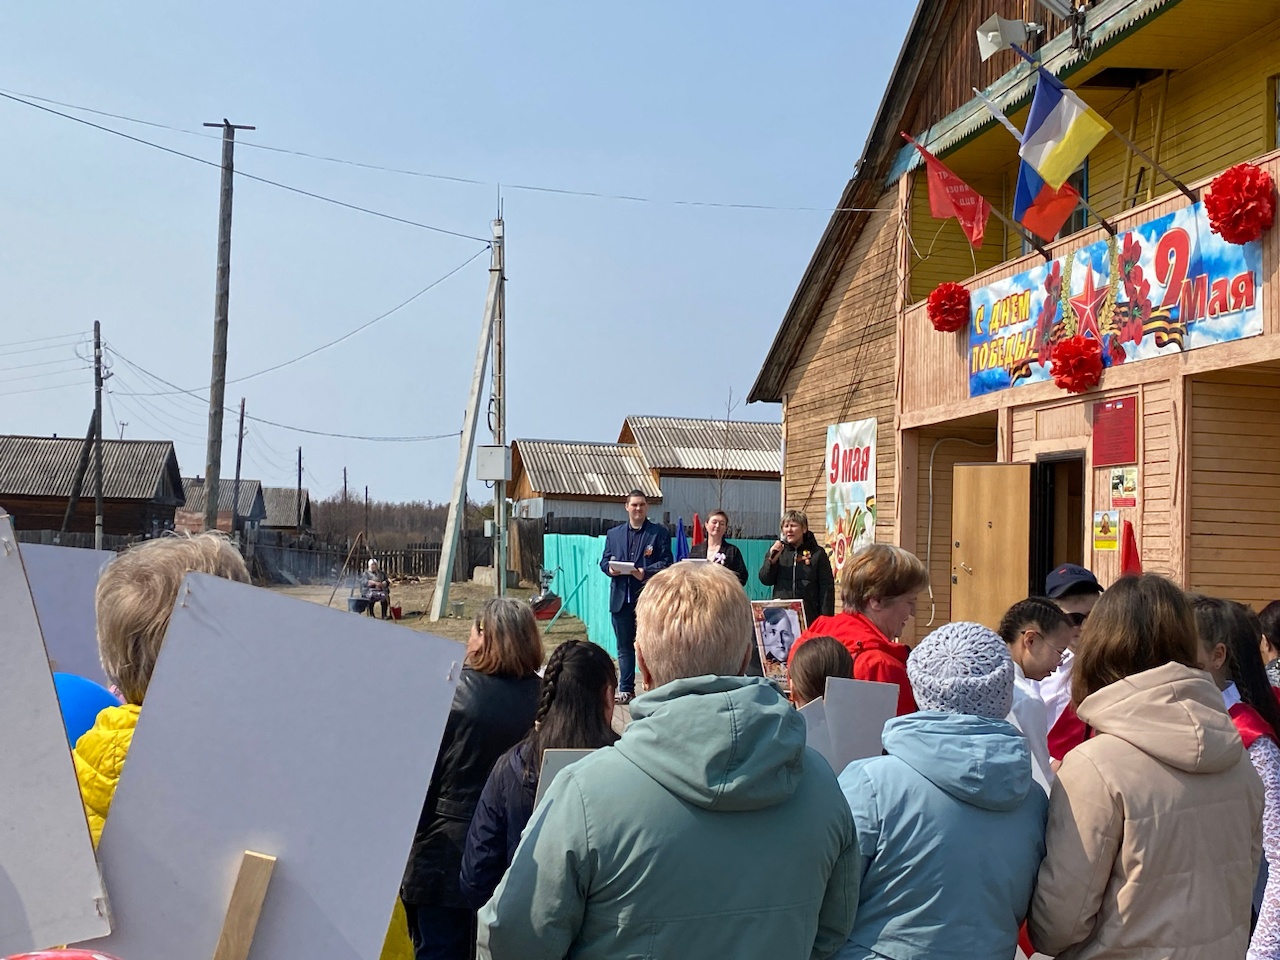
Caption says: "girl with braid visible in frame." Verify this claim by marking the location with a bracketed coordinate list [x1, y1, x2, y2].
[460, 640, 619, 909]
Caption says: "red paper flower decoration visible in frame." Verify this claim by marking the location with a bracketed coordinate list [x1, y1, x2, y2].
[1205, 163, 1276, 245]
[926, 282, 970, 333]
[1050, 335, 1104, 394]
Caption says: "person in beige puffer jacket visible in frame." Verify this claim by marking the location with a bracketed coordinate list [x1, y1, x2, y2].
[1030, 574, 1264, 960]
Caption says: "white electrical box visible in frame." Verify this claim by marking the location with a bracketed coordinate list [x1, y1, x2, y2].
[483, 519, 495, 538]
[476, 445, 512, 482]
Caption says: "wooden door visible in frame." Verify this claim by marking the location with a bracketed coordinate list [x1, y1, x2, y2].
[951, 463, 1032, 629]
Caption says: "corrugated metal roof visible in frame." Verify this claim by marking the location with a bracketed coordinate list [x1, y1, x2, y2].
[261, 486, 311, 528]
[180, 477, 266, 520]
[514, 441, 661, 499]
[623, 416, 782, 474]
[0, 435, 184, 502]
[886, 0, 1179, 184]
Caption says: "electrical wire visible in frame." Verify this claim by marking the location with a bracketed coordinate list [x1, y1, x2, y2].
[0, 374, 91, 398]
[0, 90, 490, 243]
[0, 330, 88, 350]
[106, 346, 462, 443]
[112, 246, 490, 397]
[0, 87, 887, 215]
[0, 354, 89, 374]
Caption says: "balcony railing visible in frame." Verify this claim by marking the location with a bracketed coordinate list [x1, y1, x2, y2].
[900, 149, 1280, 417]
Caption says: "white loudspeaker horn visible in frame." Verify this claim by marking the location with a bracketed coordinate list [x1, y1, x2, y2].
[976, 13, 1036, 61]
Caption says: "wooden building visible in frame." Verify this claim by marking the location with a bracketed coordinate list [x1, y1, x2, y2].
[751, 0, 1280, 633]
[511, 416, 782, 536]
[174, 477, 268, 535]
[0, 435, 184, 537]
[261, 487, 312, 533]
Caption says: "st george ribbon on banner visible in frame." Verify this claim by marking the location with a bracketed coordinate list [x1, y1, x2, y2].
[903, 133, 991, 247]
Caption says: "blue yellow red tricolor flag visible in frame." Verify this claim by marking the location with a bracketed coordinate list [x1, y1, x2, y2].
[902, 133, 991, 248]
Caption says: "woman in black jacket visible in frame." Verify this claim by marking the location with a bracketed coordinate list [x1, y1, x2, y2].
[758, 509, 835, 626]
[687, 509, 749, 585]
[459, 639, 619, 909]
[401, 597, 544, 960]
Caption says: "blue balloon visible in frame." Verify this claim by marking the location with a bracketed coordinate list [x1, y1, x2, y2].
[52, 673, 121, 747]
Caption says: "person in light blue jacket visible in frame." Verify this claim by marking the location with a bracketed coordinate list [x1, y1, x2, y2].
[478, 562, 859, 960]
[836, 621, 1048, 960]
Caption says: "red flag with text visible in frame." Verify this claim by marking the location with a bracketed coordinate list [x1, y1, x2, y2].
[903, 133, 991, 248]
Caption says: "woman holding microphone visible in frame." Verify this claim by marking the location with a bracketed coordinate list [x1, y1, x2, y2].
[758, 509, 834, 626]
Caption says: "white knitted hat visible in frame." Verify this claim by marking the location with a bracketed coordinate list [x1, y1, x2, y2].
[907, 621, 1014, 718]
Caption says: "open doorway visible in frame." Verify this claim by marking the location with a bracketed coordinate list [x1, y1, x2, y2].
[1031, 455, 1085, 593]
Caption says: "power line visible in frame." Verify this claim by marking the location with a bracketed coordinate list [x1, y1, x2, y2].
[0, 330, 88, 349]
[0, 375, 90, 398]
[0, 90, 491, 243]
[112, 245, 490, 397]
[105, 346, 462, 443]
[0, 87, 886, 215]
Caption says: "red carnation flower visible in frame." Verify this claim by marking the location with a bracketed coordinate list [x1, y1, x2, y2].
[926, 282, 970, 333]
[1050, 335, 1104, 393]
[1205, 163, 1276, 245]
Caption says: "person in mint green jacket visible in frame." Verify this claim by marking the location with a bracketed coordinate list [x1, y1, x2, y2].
[477, 562, 859, 960]
[836, 621, 1048, 960]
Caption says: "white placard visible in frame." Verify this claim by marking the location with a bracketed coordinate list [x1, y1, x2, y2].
[19, 542, 113, 687]
[823, 677, 899, 773]
[0, 513, 111, 952]
[84, 573, 462, 960]
[797, 698, 838, 771]
[534, 749, 595, 807]
[607, 561, 636, 575]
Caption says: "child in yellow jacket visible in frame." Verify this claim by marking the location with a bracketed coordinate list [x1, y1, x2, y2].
[73, 531, 414, 960]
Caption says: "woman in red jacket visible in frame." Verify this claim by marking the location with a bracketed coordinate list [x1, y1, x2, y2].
[788, 543, 927, 715]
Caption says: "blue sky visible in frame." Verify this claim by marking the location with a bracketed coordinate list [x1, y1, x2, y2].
[0, 2, 913, 503]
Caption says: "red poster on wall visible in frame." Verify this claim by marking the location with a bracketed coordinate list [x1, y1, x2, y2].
[1093, 397, 1138, 467]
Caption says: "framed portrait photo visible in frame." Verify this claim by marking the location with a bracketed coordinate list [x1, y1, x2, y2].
[751, 599, 807, 683]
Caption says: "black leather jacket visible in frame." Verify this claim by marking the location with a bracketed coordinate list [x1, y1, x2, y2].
[401, 667, 540, 906]
[757, 530, 836, 626]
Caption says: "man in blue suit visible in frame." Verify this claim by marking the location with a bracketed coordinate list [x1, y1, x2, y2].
[600, 489, 673, 703]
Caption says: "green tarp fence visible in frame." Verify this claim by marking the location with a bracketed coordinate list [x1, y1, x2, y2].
[544, 534, 774, 656]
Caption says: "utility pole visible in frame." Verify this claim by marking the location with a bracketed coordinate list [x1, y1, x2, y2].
[491, 221, 508, 597]
[342, 467, 349, 545]
[431, 219, 504, 620]
[93, 320, 104, 550]
[117, 421, 127, 440]
[201, 118, 255, 535]
[61, 413, 97, 537]
[296, 447, 303, 535]
[364, 485, 369, 552]
[232, 398, 246, 540]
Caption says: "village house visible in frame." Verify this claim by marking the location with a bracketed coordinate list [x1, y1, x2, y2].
[750, 0, 1280, 632]
[511, 415, 782, 538]
[0, 434, 184, 538]
[174, 477, 268, 535]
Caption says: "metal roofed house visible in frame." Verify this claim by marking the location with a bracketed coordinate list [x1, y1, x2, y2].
[0, 434, 184, 537]
[511, 416, 783, 537]
[511, 440, 661, 527]
[619, 416, 783, 537]
[260, 486, 312, 533]
[174, 477, 268, 534]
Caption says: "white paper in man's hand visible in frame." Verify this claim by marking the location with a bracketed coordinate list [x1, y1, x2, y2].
[607, 561, 636, 575]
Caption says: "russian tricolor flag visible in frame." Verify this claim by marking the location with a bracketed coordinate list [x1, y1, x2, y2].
[1013, 161, 1080, 242]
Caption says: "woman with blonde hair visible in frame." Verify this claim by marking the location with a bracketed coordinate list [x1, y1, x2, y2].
[1029, 575, 1264, 959]
[401, 597, 543, 960]
[788, 543, 927, 716]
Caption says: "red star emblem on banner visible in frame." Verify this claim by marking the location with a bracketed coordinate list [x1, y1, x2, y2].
[1068, 265, 1108, 341]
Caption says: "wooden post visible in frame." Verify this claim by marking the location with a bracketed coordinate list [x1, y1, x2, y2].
[94, 320, 104, 550]
[202, 120, 255, 535]
[210, 850, 276, 960]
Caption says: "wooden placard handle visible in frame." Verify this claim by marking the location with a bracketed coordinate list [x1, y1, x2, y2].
[211, 850, 276, 960]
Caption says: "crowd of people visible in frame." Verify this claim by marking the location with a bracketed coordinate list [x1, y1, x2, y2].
[57, 493, 1280, 960]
